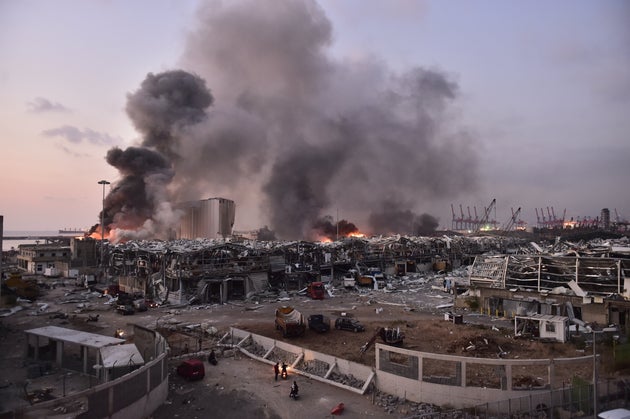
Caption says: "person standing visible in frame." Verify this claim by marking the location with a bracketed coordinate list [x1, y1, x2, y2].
[274, 362, 280, 381]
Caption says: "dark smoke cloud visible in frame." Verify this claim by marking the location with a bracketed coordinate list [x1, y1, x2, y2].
[95, 71, 213, 241]
[368, 205, 440, 236]
[177, 0, 479, 240]
[126, 70, 213, 160]
[311, 216, 359, 241]
[99, 0, 479, 242]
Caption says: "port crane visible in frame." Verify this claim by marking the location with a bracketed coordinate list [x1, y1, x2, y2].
[474, 198, 496, 232]
[501, 207, 522, 232]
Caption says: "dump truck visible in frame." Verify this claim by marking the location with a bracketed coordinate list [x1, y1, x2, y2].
[306, 281, 325, 299]
[275, 306, 306, 337]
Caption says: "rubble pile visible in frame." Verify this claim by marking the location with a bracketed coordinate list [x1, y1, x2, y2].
[237, 336, 266, 356]
[93, 233, 630, 308]
[296, 359, 329, 377]
[327, 371, 364, 389]
[446, 334, 510, 357]
[267, 347, 299, 365]
[370, 390, 442, 417]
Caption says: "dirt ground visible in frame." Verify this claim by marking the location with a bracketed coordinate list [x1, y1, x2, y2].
[0, 280, 625, 418]
[235, 300, 603, 386]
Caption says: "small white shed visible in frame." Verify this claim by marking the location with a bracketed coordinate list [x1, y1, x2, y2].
[514, 314, 569, 343]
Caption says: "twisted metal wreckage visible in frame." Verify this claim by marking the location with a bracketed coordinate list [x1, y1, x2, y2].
[101, 234, 630, 308]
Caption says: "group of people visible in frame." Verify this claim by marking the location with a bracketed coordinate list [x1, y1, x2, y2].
[273, 361, 288, 380]
[274, 362, 299, 399]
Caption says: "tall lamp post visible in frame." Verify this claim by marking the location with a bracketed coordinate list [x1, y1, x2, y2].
[98, 180, 110, 269]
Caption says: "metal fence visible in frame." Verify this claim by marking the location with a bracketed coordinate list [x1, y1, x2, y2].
[403, 378, 629, 419]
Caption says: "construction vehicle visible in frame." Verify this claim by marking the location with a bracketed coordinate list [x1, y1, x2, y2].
[306, 281, 325, 299]
[275, 306, 306, 337]
[360, 326, 405, 354]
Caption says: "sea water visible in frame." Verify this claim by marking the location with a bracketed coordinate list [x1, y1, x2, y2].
[2, 230, 65, 251]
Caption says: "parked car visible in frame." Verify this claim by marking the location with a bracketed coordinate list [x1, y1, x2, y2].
[308, 314, 330, 333]
[334, 317, 365, 332]
[176, 358, 205, 381]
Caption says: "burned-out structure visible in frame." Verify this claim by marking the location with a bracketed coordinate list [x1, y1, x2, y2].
[109, 240, 269, 304]
[100, 234, 517, 303]
[463, 240, 630, 336]
[100, 234, 630, 334]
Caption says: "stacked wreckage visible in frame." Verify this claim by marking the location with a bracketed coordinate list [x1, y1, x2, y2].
[100, 233, 630, 337]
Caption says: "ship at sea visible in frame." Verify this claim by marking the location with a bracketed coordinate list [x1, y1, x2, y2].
[58, 228, 86, 234]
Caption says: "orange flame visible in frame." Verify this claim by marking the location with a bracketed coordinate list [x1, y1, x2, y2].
[89, 225, 111, 240]
[348, 231, 366, 238]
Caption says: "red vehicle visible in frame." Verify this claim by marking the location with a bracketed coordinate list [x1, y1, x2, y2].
[176, 359, 205, 381]
[306, 282, 325, 299]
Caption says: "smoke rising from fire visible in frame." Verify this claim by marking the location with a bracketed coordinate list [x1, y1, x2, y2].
[92, 70, 214, 241]
[98, 0, 479, 241]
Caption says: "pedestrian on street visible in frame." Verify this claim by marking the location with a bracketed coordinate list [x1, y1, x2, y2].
[274, 362, 280, 381]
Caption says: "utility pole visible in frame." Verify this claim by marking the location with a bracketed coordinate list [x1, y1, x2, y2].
[98, 180, 110, 270]
[336, 208, 339, 241]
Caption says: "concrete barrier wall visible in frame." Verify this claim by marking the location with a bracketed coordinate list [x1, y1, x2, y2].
[220, 328, 593, 411]
[227, 328, 374, 394]
[374, 343, 593, 410]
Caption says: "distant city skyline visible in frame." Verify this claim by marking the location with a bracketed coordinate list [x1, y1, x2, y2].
[1, 0, 628, 235]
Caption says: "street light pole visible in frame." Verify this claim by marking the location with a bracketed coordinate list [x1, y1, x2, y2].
[98, 180, 110, 269]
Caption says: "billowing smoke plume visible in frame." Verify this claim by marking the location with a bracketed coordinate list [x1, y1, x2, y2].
[126, 71, 213, 160]
[369, 205, 440, 236]
[92, 70, 213, 241]
[99, 0, 479, 241]
[311, 216, 359, 241]
[177, 0, 478, 239]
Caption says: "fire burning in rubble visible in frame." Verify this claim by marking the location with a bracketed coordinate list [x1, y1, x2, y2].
[88, 225, 110, 240]
[310, 216, 363, 242]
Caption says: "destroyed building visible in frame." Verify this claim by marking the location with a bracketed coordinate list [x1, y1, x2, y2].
[16, 237, 97, 277]
[101, 234, 629, 327]
[463, 240, 630, 336]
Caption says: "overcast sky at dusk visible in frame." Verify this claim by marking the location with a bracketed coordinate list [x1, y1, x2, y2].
[1, 0, 629, 233]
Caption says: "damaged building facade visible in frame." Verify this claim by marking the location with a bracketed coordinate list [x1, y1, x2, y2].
[463, 250, 630, 336]
[105, 235, 496, 305]
[89, 233, 630, 334]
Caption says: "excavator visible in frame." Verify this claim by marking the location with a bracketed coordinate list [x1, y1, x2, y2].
[360, 326, 405, 354]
